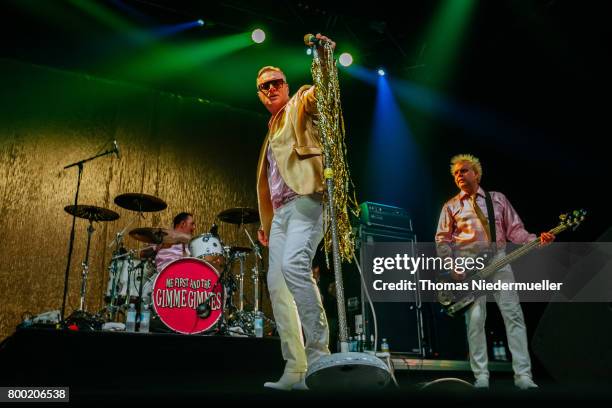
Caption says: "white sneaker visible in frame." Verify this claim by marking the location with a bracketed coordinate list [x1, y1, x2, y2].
[291, 377, 309, 391]
[515, 375, 538, 390]
[264, 372, 304, 391]
[474, 377, 490, 389]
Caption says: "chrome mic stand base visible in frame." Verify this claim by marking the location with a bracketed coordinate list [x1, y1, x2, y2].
[306, 352, 392, 391]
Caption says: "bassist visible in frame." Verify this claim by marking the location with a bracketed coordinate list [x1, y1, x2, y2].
[435, 154, 554, 389]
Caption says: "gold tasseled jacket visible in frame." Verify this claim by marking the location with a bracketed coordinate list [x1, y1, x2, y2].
[256, 85, 324, 236]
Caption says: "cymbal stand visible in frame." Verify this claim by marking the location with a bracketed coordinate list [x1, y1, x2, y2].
[244, 228, 263, 313]
[244, 228, 275, 333]
[236, 252, 246, 312]
[221, 245, 237, 313]
[77, 220, 95, 311]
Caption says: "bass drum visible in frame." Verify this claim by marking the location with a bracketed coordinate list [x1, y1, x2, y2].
[151, 257, 223, 334]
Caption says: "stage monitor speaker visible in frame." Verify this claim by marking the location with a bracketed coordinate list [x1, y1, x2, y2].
[532, 302, 612, 385]
[532, 229, 612, 384]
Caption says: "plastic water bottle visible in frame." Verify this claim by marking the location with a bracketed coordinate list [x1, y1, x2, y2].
[353, 336, 360, 352]
[126, 303, 136, 332]
[498, 341, 505, 360]
[499, 340, 508, 361]
[139, 304, 150, 333]
[254, 312, 263, 338]
[381, 338, 390, 353]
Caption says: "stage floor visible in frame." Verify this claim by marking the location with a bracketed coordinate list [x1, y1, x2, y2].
[1, 328, 609, 402]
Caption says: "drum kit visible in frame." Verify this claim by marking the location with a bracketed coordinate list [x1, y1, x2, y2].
[64, 192, 274, 336]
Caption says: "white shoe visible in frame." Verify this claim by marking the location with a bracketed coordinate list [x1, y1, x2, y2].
[473, 377, 490, 389]
[514, 375, 538, 390]
[264, 372, 304, 391]
[291, 377, 309, 391]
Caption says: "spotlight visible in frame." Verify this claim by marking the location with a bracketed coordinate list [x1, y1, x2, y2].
[338, 52, 353, 67]
[306, 48, 313, 56]
[252, 29, 266, 44]
[377, 68, 386, 76]
[197, 19, 205, 26]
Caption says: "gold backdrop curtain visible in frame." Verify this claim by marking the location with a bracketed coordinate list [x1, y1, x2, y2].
[0, 59, 269, 340]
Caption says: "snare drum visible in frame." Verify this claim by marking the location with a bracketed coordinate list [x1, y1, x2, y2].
[152, 257, 224, 334]
[188, 233, 226, 272]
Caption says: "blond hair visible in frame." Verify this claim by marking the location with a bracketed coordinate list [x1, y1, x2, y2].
[450, 153, 483, 182]
[256, 66, 286, 85]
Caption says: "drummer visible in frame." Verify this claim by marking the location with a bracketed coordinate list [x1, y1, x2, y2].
[155, 212, 195, 271]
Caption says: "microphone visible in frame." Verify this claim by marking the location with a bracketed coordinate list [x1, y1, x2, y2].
[196, 299, 211, 319]
[112, 140, 121, 159]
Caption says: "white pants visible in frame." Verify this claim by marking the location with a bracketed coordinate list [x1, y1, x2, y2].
[465, 266, 533, 379]
[267, 195, 330, 373]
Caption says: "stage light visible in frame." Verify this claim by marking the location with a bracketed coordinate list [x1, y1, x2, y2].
[377, 68, 386, 76]
[306, 48, 312, 56]
[197, 19, 205, 26]
[338, 53, 353, 67]
[252, 29, 266, 43]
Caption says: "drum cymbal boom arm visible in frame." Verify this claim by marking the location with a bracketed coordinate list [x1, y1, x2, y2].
[108, 213, 140, 249]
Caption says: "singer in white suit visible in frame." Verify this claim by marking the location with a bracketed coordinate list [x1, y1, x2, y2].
[255, 34, 336, 391]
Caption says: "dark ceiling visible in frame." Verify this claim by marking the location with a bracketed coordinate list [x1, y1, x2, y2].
[2, 0, 609, 239]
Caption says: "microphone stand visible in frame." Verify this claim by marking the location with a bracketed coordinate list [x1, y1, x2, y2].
[61, 145, 118, 322]
[304, 39, 392, 391]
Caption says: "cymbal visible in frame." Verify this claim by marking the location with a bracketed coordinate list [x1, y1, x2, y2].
[64, 205, 120, 222]
[129, 227, 191, 245]
[114, 193, 167, 213]
[217, 207, 259, 225]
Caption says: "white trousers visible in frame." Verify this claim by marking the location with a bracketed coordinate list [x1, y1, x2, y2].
[465, 266, 533, 379]
[267, 195, 330, 373]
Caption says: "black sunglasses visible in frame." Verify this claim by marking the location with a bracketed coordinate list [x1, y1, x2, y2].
[257, 79, 286, 92]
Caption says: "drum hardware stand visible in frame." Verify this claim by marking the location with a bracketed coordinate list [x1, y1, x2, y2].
[218, 249, 245, 335]
[236, 252, 247, 312]
[64, 219, 105, 330]
[221, 245, 237, 313]
[226, 228, 275, 336]
[61, 141, 119, 322]
[134, 256, 149, 316]
[78, 220, 95, 312]
[244, 228, 262, 312]
[104, 221, 136, 321]
[223, 248, 253, 334]
[108, 213, 140, 250]
[102, 251, 126, 321]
